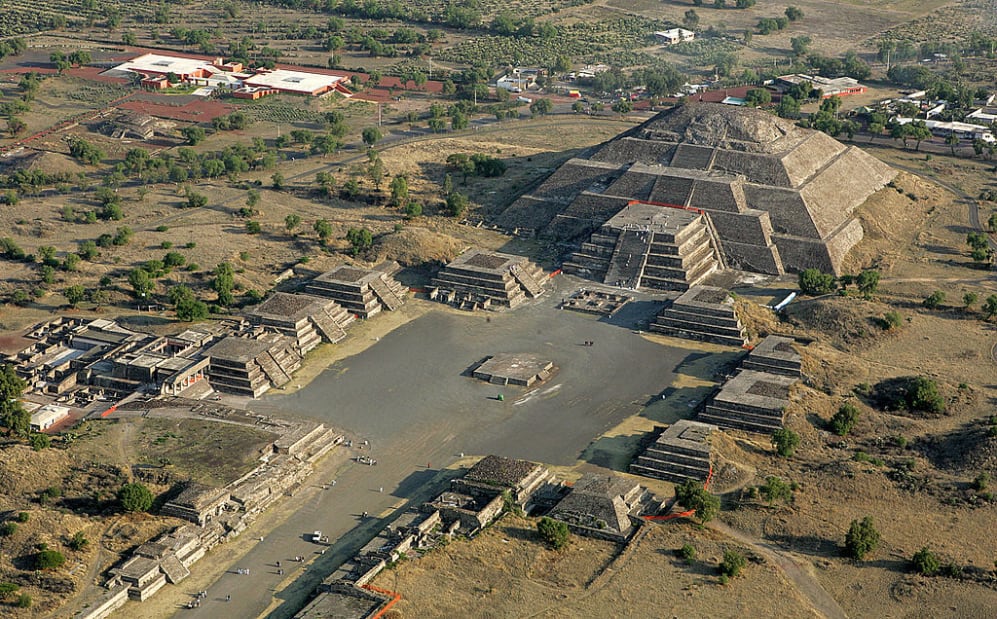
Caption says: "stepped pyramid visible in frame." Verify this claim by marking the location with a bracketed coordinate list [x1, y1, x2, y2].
[245, 292, 354, 354]
[630, 419, 716, 484]
[650, 285, 748, 347]
[306, 261, 408, 319]
[430, 249, 548, 310]
[563, 200, 723, 291]
[498, 102, 897, 275]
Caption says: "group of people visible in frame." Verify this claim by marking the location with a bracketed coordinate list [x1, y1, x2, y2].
[236, 568, 251, 575]
[185, 591, 208, 609]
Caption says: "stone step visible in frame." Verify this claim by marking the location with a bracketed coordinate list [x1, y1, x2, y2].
[654, 315, 747, 339]
[368, 276, 404, 311]
[604, 229, 652, 288]
[311, 311, 348, 344]
[636, 456, 711, 479]
[629, 464, 708, 484]
[509, 263, 545, 298]
[741, 359, 801, 377]
[641, 448, 711, 469]
[650, 323, 748, 347]
[698, 409, 784, 434]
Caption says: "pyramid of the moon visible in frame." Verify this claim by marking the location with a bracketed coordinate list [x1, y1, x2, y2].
[499, 102, 896, 275]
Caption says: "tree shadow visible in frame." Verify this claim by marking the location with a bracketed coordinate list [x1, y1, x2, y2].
[764, 532, 839, 558]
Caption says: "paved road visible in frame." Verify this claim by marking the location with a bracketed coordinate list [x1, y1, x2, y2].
[176, 277, 694, 618]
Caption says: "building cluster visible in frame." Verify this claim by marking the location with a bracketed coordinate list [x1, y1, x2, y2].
[6, 263, 408, 412]
[80, 403, 343, 619]
[772, 74, 867, 98]
[103, 53, 353, 99]
[296, 455, 659, 618]
[630, 335, 803, 485]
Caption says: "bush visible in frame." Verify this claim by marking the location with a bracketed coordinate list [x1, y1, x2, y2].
[881, 310, 903, 330]
[798, 268, 836, 295]
[0, 522, 17, 537]
[68, 531, 89, 551]
[772, 428, 800, 457]
[678, 543, 696, 564]
[117, 482, 153, 513]
[912, 547, 940, 575]
[0, 582, 19, 600]
[719, 549, 747, 578]
[759, 476, 793, 504]
[35, 549, 66, 570]
[29, 432, 50, 451]
[923, 291, 945, 309]
[16, 594, 30, 608]
[973, 472, 990, 491]
[907, 377, 945, 414]
[16, 512, 29, 523]
[830, 402, 860, 436]
[844, 516, 880, 560]
[537, 517, 569, 550]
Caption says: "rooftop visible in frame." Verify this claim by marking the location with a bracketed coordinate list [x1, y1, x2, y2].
[169, 482, 229, 511]
[247, 292, 333, 323]
[674, 285, 733, 308]
[714, 369, 796, 409]
[447, 249, 526, 275]
[204, 333, 287, 363]
[107, 53, 213, 77]
[656, 419, 716, 455]
[312, 264, 383, 286]
[473, 353, 554, 383]
[465, 455, 541, 488]
[244, 69, 345, 93]
[750, 335, 801, 363]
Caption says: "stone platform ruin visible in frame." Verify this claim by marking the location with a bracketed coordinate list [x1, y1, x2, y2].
[470, 353, 555, 387]
[204, 332, 302, 397]
[245, 292, 355, 354]
[498, 102, 897, 275]
[305, 261, 407, 319]
[650, 285, 748, 347]
[430, 249, 548, 310]
[562, 200, 724, 292]
[742, 334, 802, 377]
[699, 369, 796, 434]
[559, 288, 631, 316]
[630, 419, 715, 484]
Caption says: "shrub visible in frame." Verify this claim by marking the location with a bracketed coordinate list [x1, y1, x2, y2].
[798, 268, 836, 295]
[907, 377, 945, 414]
[29, 433, 50, 451]
[68, 531, 89, 551]
[923, 291, 945, 309]
[772, 428, 800, 457]
[719, 549, 747, 578]
[537, 516, 569, 550]
[881, 310, 903, 330]
[830, 402, 860, 436]
[35, 549, 66, 570]
[0, 522, 17, 537]
[16, 594, 30, 608]
[16, 512, 28, 523]
[0, 582, 19, 600]
[973, 472, 990, 491]
[117, 482, 153, 513]
[912, 547, 940, 575]
[679, 543, 696, 564]
[844, 516, 880, 560]
[759, 476, 793, 504]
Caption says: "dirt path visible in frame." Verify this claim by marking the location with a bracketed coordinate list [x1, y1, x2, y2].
[708, 520, 848, 619]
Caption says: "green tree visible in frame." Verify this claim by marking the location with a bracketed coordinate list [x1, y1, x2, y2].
[128, 268, 154, 298]
[246, 220, 262, 234]
[844, 516, 880, 560]
[982, 294, 997, 320]
[911, 547, 940, 575]
[0, 364, 28, 436]
[963, 291, 978, 310]
[445, 192, 469, 217]
[186, 192, 208, 209]
[29, 432, 50, 451]
[169, 285, 208, 321]
[346, 228, 373, 255]
[389, 175, 409, 206]
[674, 479, 721, 523]
[403, 201, 423, 218]
[212, 262, 235, 306]
[772, 428, 800, 457]
[181, 126, 205, 146]
[856, 269, 880, 298]
[906, 376, 944, 414]
[361, 126, 382, 147]
[285, 214, 301, 234]
[246, 189, 260, 208]
[0, 522, 17, 537]
[536, 516, 570, 550]
[759, 476, 793, 504]
[530, 98, 553, 116]
[830, 402, 860, 436]
[683, 9, 699, 29]
[65, 285, 87, 308]
[798, 268, 836, 295]
[314, 219, 333, 244]
[744, 88, 772, 106]
[117, 482, 154, 513]
[271, 171, 284, 190]
[922, 290, 945, 309]
[35, 550, 66, 570]
[785, 6, 804, 20]
[989, 212, 997, 232]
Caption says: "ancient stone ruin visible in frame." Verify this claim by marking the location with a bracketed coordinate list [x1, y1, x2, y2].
[430, 248, 548, 310]
[470, 353, 556, 387]
[547, 473, 659, 542]
[630, 419, 716, 484]
[500, 102, 896, 275]
[650, 285, 748, 347]
[203, 332, 302, 397]
[742, 334, 802, 377]
[559, 288, 632, 316]
[244, 292, 355, 354]
[563, 200, 724, 292]
[699, 369, 796, 434]
[305, 261, 408, 319]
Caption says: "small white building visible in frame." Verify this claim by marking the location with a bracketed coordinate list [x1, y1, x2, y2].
[30, 404, 70, 432]
[654, 28, 696, 45]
